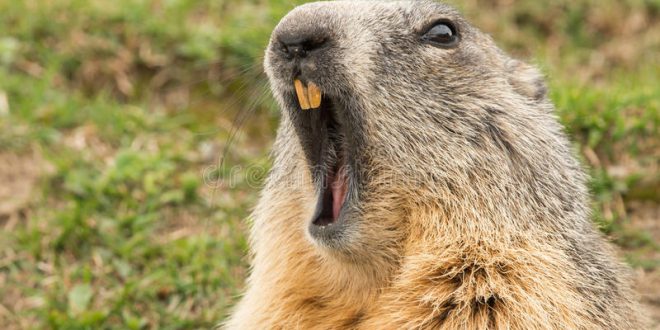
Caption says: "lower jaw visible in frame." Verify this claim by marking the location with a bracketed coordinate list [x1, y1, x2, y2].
[309, 166, 352, 244]
[308, 206, 351, 248]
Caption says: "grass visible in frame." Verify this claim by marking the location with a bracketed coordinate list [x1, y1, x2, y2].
[0, 0, 657, 328]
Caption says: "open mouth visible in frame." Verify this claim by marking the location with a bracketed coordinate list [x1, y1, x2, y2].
[293, 79, 350, 228]
[313, 144, 348, 226]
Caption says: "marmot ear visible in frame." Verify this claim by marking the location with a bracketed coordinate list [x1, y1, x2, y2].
[506, 60, 547, 102]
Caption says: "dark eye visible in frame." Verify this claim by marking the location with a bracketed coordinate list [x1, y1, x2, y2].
[421, 21, 459, 47]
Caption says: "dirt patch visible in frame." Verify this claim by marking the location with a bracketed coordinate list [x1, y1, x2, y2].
[0, 149, 48, 327]
[0, 150, 47, 228]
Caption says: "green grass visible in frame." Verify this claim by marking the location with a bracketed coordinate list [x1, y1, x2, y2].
[0, 0, 657, 328]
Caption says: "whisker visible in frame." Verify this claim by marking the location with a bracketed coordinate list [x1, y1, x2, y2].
[207, 84, 271, 206]
[189, 71, 270, 137]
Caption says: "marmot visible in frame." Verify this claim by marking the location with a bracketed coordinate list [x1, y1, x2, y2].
[225, 1, 643, 329]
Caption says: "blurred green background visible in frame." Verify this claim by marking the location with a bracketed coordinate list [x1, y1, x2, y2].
[0, 0, 657, 329]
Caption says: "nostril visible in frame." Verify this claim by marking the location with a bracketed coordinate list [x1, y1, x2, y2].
[279, 34, 328, 58]
[284, 44, 306, 58]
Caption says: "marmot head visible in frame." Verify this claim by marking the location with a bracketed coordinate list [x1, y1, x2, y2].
[263, 1, 580, 264]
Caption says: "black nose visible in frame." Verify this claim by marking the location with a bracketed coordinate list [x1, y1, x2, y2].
[278, 33, 327, 58]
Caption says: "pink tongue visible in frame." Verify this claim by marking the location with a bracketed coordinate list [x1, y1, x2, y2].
[331, 166, 348, 220]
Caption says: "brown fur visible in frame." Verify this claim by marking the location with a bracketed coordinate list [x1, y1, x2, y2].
[224, 1, 644, 329]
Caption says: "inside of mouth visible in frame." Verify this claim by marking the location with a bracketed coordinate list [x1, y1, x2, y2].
[312, 100, 348, 227]
[313, 161, 347, 227]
